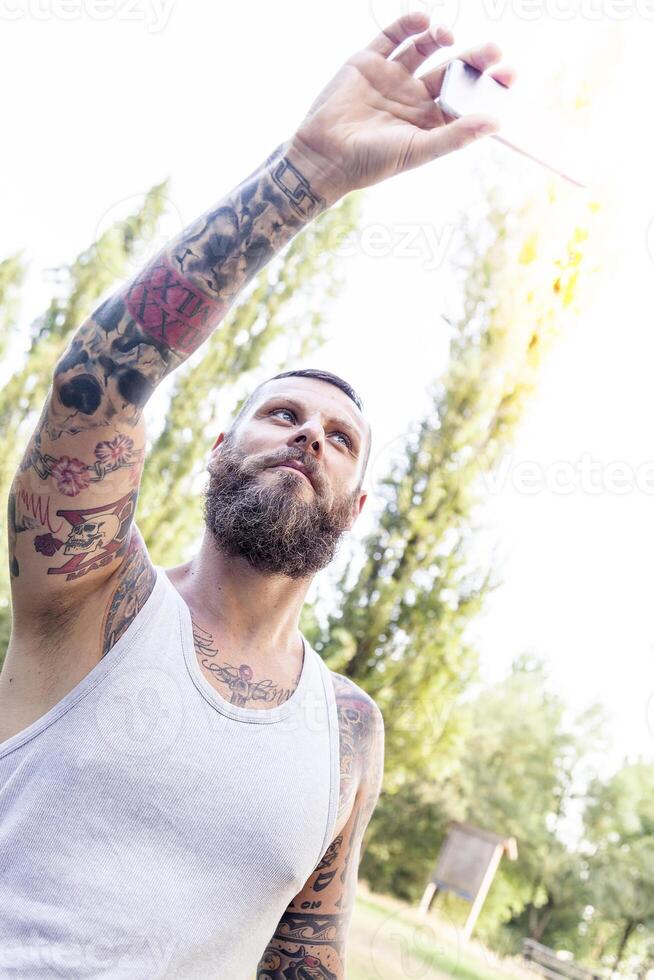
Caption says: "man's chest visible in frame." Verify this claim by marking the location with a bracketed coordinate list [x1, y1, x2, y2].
[189, 624, 361, 837]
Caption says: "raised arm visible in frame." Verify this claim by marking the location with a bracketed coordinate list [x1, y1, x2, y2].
[7, 13, 513, 633]
[6, 139, 332, 631]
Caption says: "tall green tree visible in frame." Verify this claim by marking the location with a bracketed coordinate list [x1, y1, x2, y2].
[583, 762, 654, 972]
[306, 180, 601, 900]
[454, 656, 605, 953]
[0, 254, 25, 363]
[308, 177, 599, 848]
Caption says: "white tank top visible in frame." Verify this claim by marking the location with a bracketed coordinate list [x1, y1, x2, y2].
[0, 565, 341, 978]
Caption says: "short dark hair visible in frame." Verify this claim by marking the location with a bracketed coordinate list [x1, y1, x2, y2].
[266, 369, 364, 411]
[228, 368, 370, 480]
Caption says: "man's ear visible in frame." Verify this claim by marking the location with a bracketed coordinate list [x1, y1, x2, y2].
[206, 431, 226, 473]
[349, 491, 367, 527]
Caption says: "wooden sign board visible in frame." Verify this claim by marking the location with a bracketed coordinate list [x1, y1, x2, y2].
[431, 822, 507, 901]
[419, 821, 518, 940]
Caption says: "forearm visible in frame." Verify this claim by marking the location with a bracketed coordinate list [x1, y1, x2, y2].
[143, 138, 342, 356]
[47, 138, 343, 441]
[256, 911, 348, 979]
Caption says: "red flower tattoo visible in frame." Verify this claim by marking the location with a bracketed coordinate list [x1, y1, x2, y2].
[34, 533, 64, 557]
[50, 457, 91, 496]
[94, 434, 135, 467]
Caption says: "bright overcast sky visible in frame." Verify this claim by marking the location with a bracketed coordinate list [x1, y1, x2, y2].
[1, 0, 652, 768]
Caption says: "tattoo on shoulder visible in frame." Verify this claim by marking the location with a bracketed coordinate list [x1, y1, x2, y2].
[331, 672, 384, 825]
[314, 835, 344, 887]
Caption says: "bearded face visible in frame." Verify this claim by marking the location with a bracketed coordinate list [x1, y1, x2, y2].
[202, 434, 359, 579]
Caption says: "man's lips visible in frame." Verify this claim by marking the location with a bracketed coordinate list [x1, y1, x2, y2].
[269, 462, 314, 487]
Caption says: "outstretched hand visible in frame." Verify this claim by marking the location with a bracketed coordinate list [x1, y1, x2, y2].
[290, 12, 517, 200]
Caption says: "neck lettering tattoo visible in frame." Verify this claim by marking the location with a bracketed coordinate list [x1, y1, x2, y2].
[191, 619, 303, 708]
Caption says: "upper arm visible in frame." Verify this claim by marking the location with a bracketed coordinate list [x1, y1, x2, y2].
[7, 396, 147, 630]
[5, 292, 172, 630]
[257, 688, 384, 979]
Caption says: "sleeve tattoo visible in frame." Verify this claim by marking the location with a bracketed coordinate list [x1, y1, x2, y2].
[8, 145, 328, 595]
[48, 145, 327, 441]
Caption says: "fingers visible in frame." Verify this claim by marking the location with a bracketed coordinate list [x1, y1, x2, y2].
[366, 10, 431, 58]
[366, 17, 517, 97]
[489, 64, 518, 88]
[407, 114, 500, 169]
[391, 24, 454, 74]
[419, 41, 506, 99]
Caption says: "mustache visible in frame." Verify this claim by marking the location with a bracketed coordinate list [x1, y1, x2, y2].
[252, 448, 322, 491]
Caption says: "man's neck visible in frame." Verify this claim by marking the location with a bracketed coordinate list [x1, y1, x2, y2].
[166, 531, 313, 663]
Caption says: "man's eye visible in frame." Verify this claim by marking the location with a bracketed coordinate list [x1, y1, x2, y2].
[271, 408, 295, 421]
[333, 432, 352, 448]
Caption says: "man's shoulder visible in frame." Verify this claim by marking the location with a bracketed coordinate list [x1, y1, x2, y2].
[329, 670, 383, 723]
[329, 671, 384, 826]
[328, 669, 385, 760]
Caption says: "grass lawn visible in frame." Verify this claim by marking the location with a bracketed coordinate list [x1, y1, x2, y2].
[346, 886, 529, 980]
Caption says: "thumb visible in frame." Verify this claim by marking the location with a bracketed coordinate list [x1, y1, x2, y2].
[407, 114, 500, 168]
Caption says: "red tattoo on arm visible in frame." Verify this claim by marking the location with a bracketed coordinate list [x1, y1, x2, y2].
[34, 490, 137, 581]
[126, 254, 226, 356]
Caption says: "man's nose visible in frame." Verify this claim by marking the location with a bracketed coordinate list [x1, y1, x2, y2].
[290, 421, 324, 455]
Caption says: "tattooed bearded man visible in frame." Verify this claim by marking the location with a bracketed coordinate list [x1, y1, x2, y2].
[0, 13, 515, 979]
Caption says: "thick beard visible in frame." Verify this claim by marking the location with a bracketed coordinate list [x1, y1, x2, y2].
[202, 440, 358, 579]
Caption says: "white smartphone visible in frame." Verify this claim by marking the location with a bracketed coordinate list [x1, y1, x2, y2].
[438, 59, 588, 189]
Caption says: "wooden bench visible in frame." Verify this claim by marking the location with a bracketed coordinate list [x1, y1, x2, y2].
[522, 938, 603, 980]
